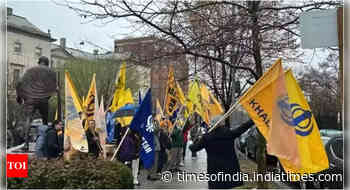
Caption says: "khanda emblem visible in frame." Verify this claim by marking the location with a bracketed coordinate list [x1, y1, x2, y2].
[277, 96, 314, 137]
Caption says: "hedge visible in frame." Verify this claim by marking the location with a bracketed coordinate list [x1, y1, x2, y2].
[7, 155, 134, 189]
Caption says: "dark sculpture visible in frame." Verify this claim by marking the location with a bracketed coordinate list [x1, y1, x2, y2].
[16, 56, 57, 151]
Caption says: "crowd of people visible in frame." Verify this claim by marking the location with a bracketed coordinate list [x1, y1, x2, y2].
[116, 113, 204, 185]
[32, 109, 206, 186]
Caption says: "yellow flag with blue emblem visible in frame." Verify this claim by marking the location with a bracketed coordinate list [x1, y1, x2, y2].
[280, 69, 329, 175]
[116, 88, 134, 127]
[239, 59, 328, 177]
[64, 71, 89, 160]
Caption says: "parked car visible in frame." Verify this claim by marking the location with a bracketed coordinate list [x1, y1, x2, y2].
[237, 127, 251, 155]
[319, 129, 342, 138]
[317, 134, 343, 189]
[238, 126, 278, 166]
[278, 134, 343, 189]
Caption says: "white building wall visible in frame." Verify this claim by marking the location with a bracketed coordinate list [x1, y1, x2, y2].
[7, 30, 52, 95]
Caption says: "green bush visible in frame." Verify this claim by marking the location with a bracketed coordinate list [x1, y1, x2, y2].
[7, 156, 134, 189]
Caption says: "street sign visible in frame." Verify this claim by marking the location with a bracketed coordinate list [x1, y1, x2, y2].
[300, 9, 338, 49]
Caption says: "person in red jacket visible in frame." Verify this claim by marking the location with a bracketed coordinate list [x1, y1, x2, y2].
[180, 119, 194, 166]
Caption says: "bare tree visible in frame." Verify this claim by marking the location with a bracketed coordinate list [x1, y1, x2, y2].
[59, 0, 342, 188]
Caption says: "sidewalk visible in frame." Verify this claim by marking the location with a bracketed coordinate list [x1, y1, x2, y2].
[137, 140, 290, 189]
[137, 144, 208, 189]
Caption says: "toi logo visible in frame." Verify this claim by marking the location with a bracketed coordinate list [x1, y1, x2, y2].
[7, 154, 28, 178]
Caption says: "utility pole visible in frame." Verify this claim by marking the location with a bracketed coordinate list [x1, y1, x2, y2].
[337, 7, 343, 129]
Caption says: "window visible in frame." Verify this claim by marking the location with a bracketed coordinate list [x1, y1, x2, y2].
[13, 69, 20, 87]
[14, 42, 22, 53]
[35, 47, 42, 57]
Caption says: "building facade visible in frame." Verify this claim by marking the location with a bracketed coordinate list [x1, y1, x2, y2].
[7, 7, 56, 97]
[114, 36, 189, 112]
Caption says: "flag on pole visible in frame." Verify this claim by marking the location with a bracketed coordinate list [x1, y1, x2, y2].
[208, 91, 224, 117]
[84, 73, 97, 131]
[116, 88, 134, 127]
[238, 59, 328, 177]
[129, 89, 154, 169]
[239, 59, 300, 166]
[187, 78, 202, 116]
[279, 70, 329, 175]
[95, 96, 107, 159]
[64, 72, 83, 113]
[164, 66, 180, 115]
[176, 81, 186, 105]
[155, 99, 164, 123]
[64, 72, 88, 160]
[110, 62, 126, 112]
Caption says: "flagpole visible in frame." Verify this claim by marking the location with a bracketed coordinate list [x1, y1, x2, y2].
[208, 101, 241, 133]
[110, 127, 130, 161]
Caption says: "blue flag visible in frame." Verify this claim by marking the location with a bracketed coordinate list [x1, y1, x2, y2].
[106, 111, 116, 143]
[129, 89, 154, 169]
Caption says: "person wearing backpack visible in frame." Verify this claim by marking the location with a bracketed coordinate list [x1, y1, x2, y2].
[46, 120, 60, 159]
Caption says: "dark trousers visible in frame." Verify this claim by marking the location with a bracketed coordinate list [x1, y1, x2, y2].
[157, 149, 167, 173]
[23, 100, 49, 149]
[183, 141, 187, 160]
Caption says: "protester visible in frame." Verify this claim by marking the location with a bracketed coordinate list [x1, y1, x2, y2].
[130, 130, 141, 186]
[118, 127, 141, 185]
[157, 124, 171, 173]
[55, 121, 64, 156]
[166, 122, 184, 172]
[86, 120, 100, 158]
[147, 119, 161, 180]
[189, 115, 254, 189]
[181, 119, 194, 165]
[46, 120, 61, 159]
[190, 115, 201, 159]
[35, 118, 48, 159]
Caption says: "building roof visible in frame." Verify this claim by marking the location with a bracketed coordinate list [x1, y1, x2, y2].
[51, 44, 129, 60]
[7, 11, 56, 42]
[115, 36, 156, 44]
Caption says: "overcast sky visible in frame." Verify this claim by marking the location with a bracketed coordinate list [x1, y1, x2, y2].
[7, 0, 140, 53]
[7, 0, 332, 71]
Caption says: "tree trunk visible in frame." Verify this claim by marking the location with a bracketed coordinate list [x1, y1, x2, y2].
[249, 1, 268, 189]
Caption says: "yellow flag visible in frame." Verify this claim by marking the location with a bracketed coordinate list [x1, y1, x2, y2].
[199, 83, 210, 125]
[187, 79, 202, 117]
[239, 59, 329, 177]
[176, 81, 186, 105]
[82, 96, 86, 107]
[155, 98, 164, 122]
[110, 62, 126, 112]
[116, 88, 134, 127]
[64, 71, 89, 160]
[239, 59, 300, 166]
[279, 70, 329, 175]
[200, 83, 224, 125]
[116, 61, 126, 90]
[164, 66, 180, 115]
[84, 73, 97, 131]
[64, 72, 83, 113]
[209, 92, 224, 117]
